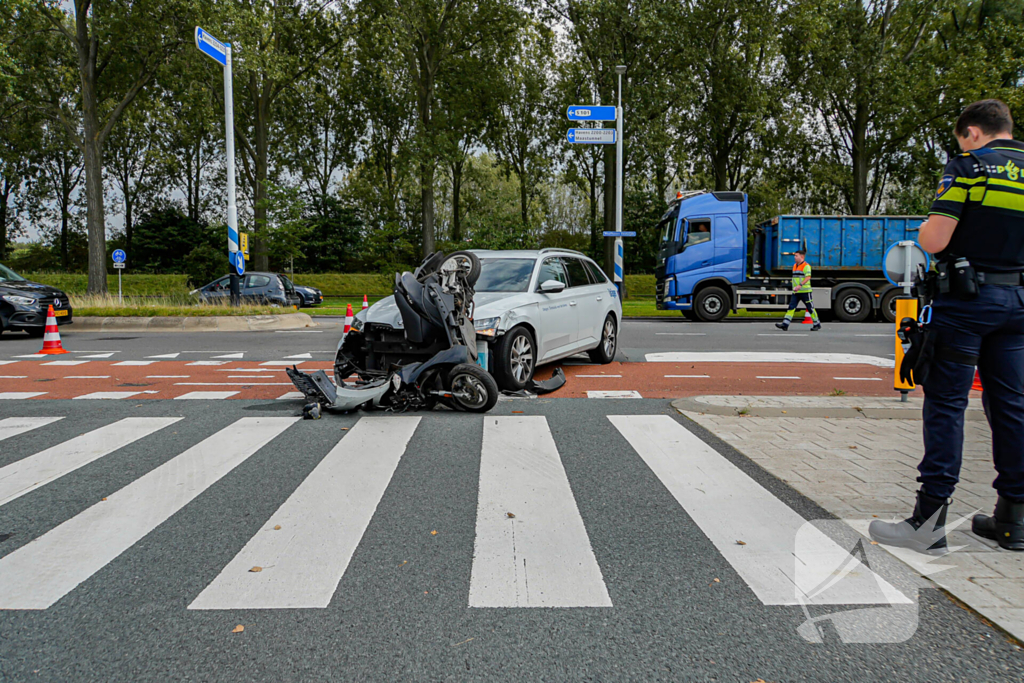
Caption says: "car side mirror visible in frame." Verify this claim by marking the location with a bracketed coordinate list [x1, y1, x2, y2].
[540, 279, 566, 293]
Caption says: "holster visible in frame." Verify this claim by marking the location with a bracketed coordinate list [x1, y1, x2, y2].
[898, 317, 979, 386]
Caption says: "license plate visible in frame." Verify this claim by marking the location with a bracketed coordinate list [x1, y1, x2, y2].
[52, 309, 68, 317]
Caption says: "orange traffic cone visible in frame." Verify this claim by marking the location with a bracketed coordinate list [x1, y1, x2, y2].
[972, 370, 983, 392]
[39, 305, 69, 355]
[344, 303, 354, 335]
[801, 311, 814, 324]
[362, 294, 369, 312]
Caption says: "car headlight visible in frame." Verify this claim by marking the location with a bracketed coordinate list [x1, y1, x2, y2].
[2, 295, 36, 306]
[351, 316, 364, 332]
[474, 316, 500, 338]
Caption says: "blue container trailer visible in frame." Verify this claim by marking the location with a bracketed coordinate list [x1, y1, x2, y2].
[654, 191, 925, 322]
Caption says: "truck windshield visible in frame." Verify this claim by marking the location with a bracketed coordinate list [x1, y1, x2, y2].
[657, 205, 680, 247]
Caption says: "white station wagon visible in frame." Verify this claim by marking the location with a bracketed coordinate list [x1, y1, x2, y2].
[352, 248, 623, 390]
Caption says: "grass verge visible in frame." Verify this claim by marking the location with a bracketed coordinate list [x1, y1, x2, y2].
[70, 294, 288, 317]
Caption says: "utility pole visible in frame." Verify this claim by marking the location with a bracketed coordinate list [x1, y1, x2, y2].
[614, 65, 626, 297]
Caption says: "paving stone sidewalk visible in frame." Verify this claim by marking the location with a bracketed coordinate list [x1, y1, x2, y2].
[675, 395, 1024, 643]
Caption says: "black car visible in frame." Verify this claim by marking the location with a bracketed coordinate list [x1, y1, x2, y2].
[192, 272, 302, 308]
[290, 281, 323, 308]
[0, 263, 73, 336]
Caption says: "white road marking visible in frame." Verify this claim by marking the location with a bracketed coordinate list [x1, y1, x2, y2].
[283, 353, 312, 359]
[576, 374, 622, 378]
[73, 392, 144, 400]
[174, 391, 240, 399]
[146, 353, 180, 359]
[757, 333, 808, 337]
[0, 417, 63, 443]
[655, 332, 706, 336]
[63, 376, 110, 379]
[174, 382, 291, 387]
[855, 334, 894, 337]
[261, 360, 302, 366]
[274, 330, 323, 333]
[664, 375, 709, 378]
[14, 355, 46, 359]
[0, 360, 19, 365]
[757, 376, 801, 380]
[216, 368, 283, 372]
[113, 361, 156, 367]
[609, 415, 911, 606]
[0, 417, 180, 507]
[186, 361, 229, 366]
[76, 353, 115, 359]
[42, 360, 89, 366]
[190, 417, 420, 610]
[227, 375, 282, 379]
[469, 416, 611, 608]
[276, 392, 304, 400]
[645, 352, 895, 367]
[833, 377, 883, 381]
[212, 353, 244, 359]
[0, 375, 27, 379]
[0, 393, 46, 399]
[0, 417, 297, 609]
[146, 375, 190, 379]
[586, 390, 641, 399]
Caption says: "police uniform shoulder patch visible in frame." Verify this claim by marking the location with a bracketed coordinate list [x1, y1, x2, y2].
[936, 174, 954, 198]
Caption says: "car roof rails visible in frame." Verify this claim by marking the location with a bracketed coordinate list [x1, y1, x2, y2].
[538, 247, 588, 257]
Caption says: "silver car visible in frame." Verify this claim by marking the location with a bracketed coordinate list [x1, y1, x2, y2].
[351, 248, 622, 390]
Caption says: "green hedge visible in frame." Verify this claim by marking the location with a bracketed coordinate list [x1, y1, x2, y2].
[23, 271, 659, 298]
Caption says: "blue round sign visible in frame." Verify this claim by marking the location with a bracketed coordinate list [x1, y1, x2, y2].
[232, 251, 245, 276]
[112, 249, 126, 264]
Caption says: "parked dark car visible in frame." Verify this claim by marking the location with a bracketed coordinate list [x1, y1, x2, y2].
[192, 272, 301, 308]
[289, 281, 323, 308]
[0, 263, 73, 336]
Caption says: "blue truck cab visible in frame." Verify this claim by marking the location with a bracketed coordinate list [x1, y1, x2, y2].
[654, 190, 925, 322]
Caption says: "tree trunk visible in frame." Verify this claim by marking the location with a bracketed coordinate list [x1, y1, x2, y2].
[421, 160, 435, 255]
[451, 158, 463, 243]
[519, 165, 529, 231]
[712, 150, 729, 192]
[588, 166, 597, 256]
[60, 185, 70, 272]
[124, 192, 133, 254]
[0, 177, 10, 260]
[253, 96, 270, 271]
[851, 100, 869, 215]
[83, 136, 107, 293]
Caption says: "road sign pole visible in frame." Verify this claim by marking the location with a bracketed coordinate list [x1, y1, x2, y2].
[614, 66, 626, 295]
[224, 44, 241, 307]
[118, 269, 122, 304]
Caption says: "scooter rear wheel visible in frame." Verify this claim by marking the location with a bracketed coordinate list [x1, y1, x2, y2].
[446, 363, 499, 413]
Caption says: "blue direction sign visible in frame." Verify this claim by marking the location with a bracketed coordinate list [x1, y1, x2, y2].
[195, 27, 228, 66]
[231, 251, 245, 276]
[111, 249, 126, 264]
[567, 128, 616, 145]
[567, 105, 616, 121]
[603, 231, 636, 237]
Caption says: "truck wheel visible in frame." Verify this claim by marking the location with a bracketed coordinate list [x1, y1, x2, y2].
[493, 326, 535, 391]
[833, 288, 871, 322]
[880, 289, 900, 323]
[694, 287, 730, 322]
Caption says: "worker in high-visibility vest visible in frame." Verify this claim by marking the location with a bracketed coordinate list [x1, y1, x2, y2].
[775, 249, 821, 331]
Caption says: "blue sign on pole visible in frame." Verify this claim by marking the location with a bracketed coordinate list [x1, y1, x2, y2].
[195, 27, 228, 67]
[231, 251, 245, 276]
[111, 249, 126, 264]
[567, 105, 617, 121]
[603, 231, 636, 237]
[567, 128, 616, 144]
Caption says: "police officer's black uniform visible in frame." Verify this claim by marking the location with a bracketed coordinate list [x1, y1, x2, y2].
[871, 138, 1024, 553]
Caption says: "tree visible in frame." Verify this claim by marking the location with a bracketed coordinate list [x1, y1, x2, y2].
[35, 0, 194, 293]
[105, 105, 160, 253]
[27, 122, 84, 270]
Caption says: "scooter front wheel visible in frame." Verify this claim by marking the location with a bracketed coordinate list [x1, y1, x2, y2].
[446, 363, 499, 413]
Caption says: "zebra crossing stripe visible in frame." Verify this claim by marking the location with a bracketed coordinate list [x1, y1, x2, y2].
[0, 417, 298, 610]
[0, 417, 182, 508]
[469, 416, 611, 608]
[608, 415, 910, 606]
[0, 417, 63, 443]
[189, 416, 421, 610]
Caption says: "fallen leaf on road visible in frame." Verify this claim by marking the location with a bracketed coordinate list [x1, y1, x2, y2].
[398, 560, 408, 568]
[735, 540, 746, 545]
[781, 410, 787, 414]
[512, 410, 523, 414]
[849, 446, 858, 450]
[870, 541, 878, 545]
[713, 578, 720, 582]
[340, 427, 349, 431]
[101, 498, 107, 501]
[431, 530, 438, 535]
[274, 525, 282, 530]
[231, 625, 244, 633]
[506, 512, 515, 519]
[249, 566, 262, 572]
[452, 637, 475, 647]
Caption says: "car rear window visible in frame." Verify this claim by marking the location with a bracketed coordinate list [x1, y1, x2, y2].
[476, 258, 535, 292]
[246, 275, 272, 289]
[563, 258, 591, 287]
[583, 260, 609, 284]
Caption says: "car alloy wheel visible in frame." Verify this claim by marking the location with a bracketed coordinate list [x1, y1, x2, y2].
[510, 334, 534, 384]
[602, 318, 616, 357]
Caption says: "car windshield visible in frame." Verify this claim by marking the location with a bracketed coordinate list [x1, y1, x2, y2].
[475, 258, 536, 292]
[0, 263, 27, 283]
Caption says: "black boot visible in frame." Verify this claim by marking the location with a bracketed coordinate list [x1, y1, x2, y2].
[972, 496, 1024, 551]
[869, 489, 949, 555]
[811, 322, 821, 331]
[775, 321, 789, 330]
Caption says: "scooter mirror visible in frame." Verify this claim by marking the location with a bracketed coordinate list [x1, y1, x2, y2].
[540, 279, 566, 293]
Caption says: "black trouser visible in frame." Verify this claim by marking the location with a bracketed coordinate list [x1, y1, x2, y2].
[784, 292, 819, 324]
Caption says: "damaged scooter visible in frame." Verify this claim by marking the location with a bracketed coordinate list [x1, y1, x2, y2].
[287, 251, 500, 418]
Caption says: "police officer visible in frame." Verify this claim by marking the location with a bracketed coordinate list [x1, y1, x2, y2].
[775, 249, 821, 331]
[871, 99, 1024, 553]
